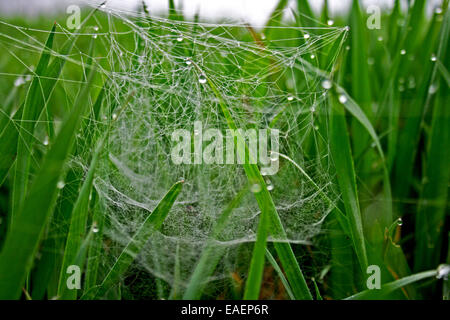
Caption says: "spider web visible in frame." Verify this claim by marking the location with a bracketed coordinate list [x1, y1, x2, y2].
[0, 2, 348, 297]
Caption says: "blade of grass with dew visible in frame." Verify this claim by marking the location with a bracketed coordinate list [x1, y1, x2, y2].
[183, 185, 249, 299]
[349, 0, 374, 185]
[345, 269, 439, 300]
[0, 20, 86, 189]
[190, 61, 312, 300]
[90, 180, 183, 299]
[84, 191, 106, 297]
[6, 24, 55, 213]
[57, 136, 105, 300]
[58, 88, 134, 299]
[393, 7, 449, 208]
[414, 54, 450, 272]
[328, 90, 368, 274]
[0, 66, 96, 299]
[335, 87, 393, 226]
[335, 86, 402, 296]
[321, 0, 329, 24]
[31, 37, 101, 299]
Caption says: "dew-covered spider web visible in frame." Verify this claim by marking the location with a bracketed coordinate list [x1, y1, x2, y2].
[0, 2, 348, 298]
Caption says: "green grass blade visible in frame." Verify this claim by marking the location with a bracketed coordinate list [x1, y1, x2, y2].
[57, 138, 104, 299]
[328, 90, 368, 273]
[265, 248, 295, 300]
[349, 0, 373, 182]
[264, 0, 289, 34]
[91, 180, 183, 299]
[414, 46, 450, 272]
[10, 24, 56, 220]
[345, 269, 438, 300]
[392, 3, 447, 202]
[84, 192, 106, 296]
[335, 87, 393, 226]
[0, 24, 80, 188]
[296, 0, 316, 27]
[0, 67, 95, 299]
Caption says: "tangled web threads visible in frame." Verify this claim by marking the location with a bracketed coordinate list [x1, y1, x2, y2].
[0, 4, 347, 295]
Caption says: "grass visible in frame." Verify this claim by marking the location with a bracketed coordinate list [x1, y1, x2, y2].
[0, 0, 448, 300]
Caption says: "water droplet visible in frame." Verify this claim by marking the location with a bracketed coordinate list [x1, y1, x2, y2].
[303, 33, 310, 39]
[177, 36, 183, 42]
[327, 19, 334, 26]
[345, 45, 350, 51]
[57, 181, 65, 189]
[261, 168, 268, 176]
[310, 54, 315, 59]
[100, 3, 106, 9]
[338, 94, 348, 104]
[321, 79, 332, 90]
[377, 36, 383, 42]
[287, 95, 294, 101]
[92, 34, 98, 39]
[400, 49, 406, 55]
[93, 26, 99, 32]
[270, 152, 278, 161]
[92, 222, 99, 233]
[344, 26, 350, 32]
[43, 136, 49, 146]
[435, 7, 443, 15]
[25, 75, 32, 82]
[367, 57, 375, 65]
[194, 129, 200, 136]
[260, 33, 266, 40]
[398, 85, 405, 92]
[250, 183, 262, 193]
[112, 113, 118, 120]
[428, 83, 438, 94]
[436, 264, 450, 280]
[14, 76, 25, 87]
[430, 54, 437, 62]
[314, 125, 319, 130]
[397, 218, 403, 226]
[310, 106, 316, 112]
[198, 74, 207, 84]
[185, 58, 192, 65]
[267, 184, 274, 191]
